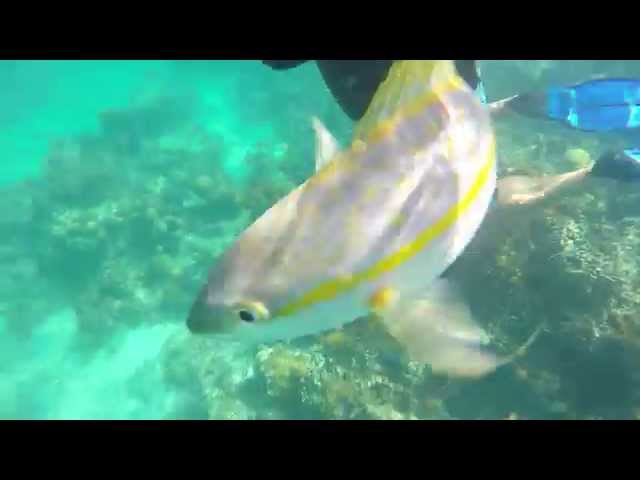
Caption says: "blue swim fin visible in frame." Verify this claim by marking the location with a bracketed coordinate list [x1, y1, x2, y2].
[547, 78, 640, 131]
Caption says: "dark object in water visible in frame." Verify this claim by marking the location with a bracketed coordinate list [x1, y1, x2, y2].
[591, 148, 640, 182]
[262, 60, 481, 121]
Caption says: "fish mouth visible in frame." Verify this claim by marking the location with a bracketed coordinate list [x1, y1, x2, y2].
[186, 289, 237, 335]
[186, 310, 210, 334]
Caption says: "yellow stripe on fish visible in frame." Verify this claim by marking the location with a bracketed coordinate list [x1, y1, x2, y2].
[187, 61, 504, 378]
[361, 78, 465, 147]
[274, 136, 496, 318]
[310, 65, 465, 190]
[354, 60, 465, 144]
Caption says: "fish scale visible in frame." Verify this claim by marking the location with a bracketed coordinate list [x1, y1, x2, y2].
[187, 61, 506, 379]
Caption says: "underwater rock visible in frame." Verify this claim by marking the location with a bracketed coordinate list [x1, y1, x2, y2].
[71, 257, 165, 339]
[444, 139, 640, 418]
[564, 148, 592, 169]
[0, 297, 58, 340]
[235, 147, 298, 220]
[43, 139, 124, 207]
[0, 257, 39, 295]
[160, 330, 203, 390]
[98, 95, 197, 156]
[0, 182, 35, 231]
[161, 315, 455, 420]
[7, 70, 640, 419]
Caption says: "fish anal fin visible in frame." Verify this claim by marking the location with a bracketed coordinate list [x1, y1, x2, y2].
[373, 279, 503, 379]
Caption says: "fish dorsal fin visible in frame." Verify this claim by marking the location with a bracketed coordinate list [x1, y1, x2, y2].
[353, 60, 466, 143]
[311, 116, 340, 172]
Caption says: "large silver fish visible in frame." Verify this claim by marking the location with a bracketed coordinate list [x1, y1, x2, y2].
[187, 60, 503, 378]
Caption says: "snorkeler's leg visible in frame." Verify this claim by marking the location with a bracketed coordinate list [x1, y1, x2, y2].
[496, 167, 592, 208]
[497, 147, 640, 209]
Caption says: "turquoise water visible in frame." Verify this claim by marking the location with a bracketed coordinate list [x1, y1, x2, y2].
[3, 60, 640, 420]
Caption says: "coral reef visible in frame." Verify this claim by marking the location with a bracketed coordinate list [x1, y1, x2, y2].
[3, 82, 330, 339]
[160, 316, 455, 420]
[440, 113, 640, 419]
[8, 96, 263, 344]
[4, 61, 640, 419]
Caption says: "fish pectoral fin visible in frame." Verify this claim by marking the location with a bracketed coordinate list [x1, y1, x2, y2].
[311, 116, 340, 172]
[373, 279, 504, 379]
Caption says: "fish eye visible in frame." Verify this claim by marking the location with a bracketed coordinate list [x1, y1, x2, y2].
[238, 310, 255, 323]
[233, 301, 269, 323]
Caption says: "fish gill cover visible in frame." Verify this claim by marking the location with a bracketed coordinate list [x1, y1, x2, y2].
[2, 60, 640, 419]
